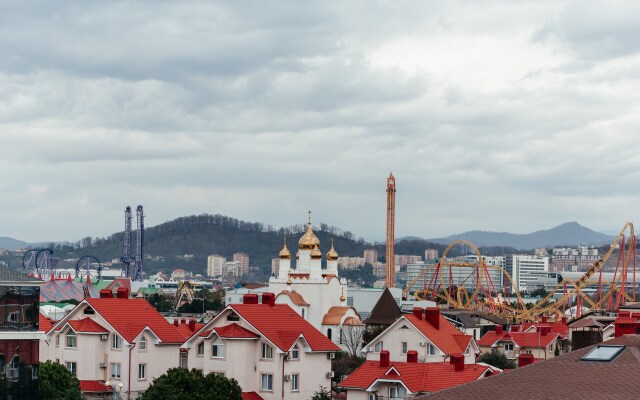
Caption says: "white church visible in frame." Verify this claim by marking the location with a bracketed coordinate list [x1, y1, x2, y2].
[269, 214, 363, 351]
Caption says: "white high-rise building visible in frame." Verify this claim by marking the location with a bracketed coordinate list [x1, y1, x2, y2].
[207, 255, 226, 277]
[506, 255, 549, 292]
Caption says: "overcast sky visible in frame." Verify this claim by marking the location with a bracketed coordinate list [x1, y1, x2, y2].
[1, 0, 640, 243]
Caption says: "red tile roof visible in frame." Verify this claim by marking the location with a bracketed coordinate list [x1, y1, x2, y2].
[276, 290, 310, 306]
[241, 392, 264, 400]
[174, 322, 204, 338]
[39, 313, 54, 333]
[323, 306, 359, 325]
[68, 317, 109, 333]
[404, 314, 473, 354]
[214, 323, 260, 339]
[477, 331, 559, 348]
[229, 303, 340, 352]
[339, 361, 493, 393]
[522, 322, 569, 337]
[79, 380, 110, 393]
[84, 298, 186, 343]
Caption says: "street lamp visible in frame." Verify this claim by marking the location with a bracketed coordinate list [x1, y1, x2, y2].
[105, 381, 124, 400]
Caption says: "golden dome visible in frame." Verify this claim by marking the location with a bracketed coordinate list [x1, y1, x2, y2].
[327, 240, 338, 261]
[287, 276, 292, 285]
[298, 223, 320, 250]
[279, 241, 291, 259]
[310, 244, 322, 259]
[340, 288, 346, 302]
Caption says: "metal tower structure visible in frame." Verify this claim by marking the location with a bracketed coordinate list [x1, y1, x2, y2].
[385, 172, 396, 288]
[133, 205, 144, 281]
[120, 206, 133, 278]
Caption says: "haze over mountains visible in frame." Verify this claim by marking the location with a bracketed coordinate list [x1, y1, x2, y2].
[400, 222, 615, 249]
[0, 237, 29, 251]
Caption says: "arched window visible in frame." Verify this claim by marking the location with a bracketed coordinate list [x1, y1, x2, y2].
[327, 328, 332, 340]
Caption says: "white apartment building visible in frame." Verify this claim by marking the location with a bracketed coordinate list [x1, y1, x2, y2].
[207, 255, 226, 277]
[182, 293, 340, 400]
[506, 255, 549, 292]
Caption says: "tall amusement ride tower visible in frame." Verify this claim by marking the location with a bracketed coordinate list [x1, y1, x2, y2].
[385, 173, 396, 288]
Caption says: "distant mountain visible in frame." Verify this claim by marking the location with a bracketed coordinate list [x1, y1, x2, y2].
[418, 222, 614, 250]
[0, 237, 29, 251]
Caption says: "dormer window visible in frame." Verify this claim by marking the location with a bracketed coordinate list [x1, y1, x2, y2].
[65, 331, 77, 348]
[139, 337, 147, 351]
[291, 345, 300, 360]
[374, 342, 383, 352]
[197, 342, 205, 356]
[211, 338, 225, 358]
[226, 312, 240, 322]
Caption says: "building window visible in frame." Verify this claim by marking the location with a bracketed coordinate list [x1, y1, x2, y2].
[291, 345, 300, 360]
[374, 342, 383, 352]
[111, 363, 121, 379]
[504, 343, 514, 351]
[389, 386, 406, 399]
[427, 343, 436, 356]
[291, 373, 299, 392]
[138, 364, 146, 380]
[180, 352, 188, 368]
[9, 356, 19, 379]
[212, 339, 225, 358]
[369, 394, 376, 400]
[261, 343, 273, 360]
[261, 373, 273, 391]
[559, 343, 564, 350]
[197, 342, 205, 356]
[526, 350, 533, 354]
[55, 335, 60, 347]
[302, 309, 305, 319]
[139, 337, 147, 351]
[339, 329, 343, 344]
[66, 331, 77, 348]
[112, 334, 122, 350]
[465, 345, 471, 355]
[65, 362, 77, 377]
[327, 328, 332, 340]
[401, 342, 408, 354]
[32, 365, 39, 380]
[8, 312, 18, 322]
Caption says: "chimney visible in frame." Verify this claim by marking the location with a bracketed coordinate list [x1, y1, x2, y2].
[243, 294, 259, 304]
[100, 289, 113, 298]
[561, 317, 567, 325]
[495, 325, 503, 334]
[619, 311, 631, 318]
[511, 325, 520, 332]
[425, 307, 440, 330]
[262, 292, 276, 307]
[380, 350, 390, 368]
[518, 353, 534, 367]
[412, 307, 423, 320]
[407, 350, 418, 363]
[450, 354, 464, 372]
[540, 326, 550, 336]
[173, 319, 179, 327]
[188, 319, 196, 332]
[116, 287, 130, 299]
[181, 318, 186, 325]
[541, 316, 548, 323]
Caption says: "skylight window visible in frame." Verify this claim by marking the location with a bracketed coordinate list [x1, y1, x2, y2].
[581, 345, 625, 362]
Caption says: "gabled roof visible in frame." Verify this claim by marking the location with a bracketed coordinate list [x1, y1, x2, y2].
[68, 318, 109, 333]
[174, 322, 204, 338]
[522, 322, 569, 337]
[214, 323, 260, 339]
[82, 298, 187, 343]
[477, 331, 559, 348]
[106, 278, 132, 292]
[276, 290, 310, 306]
[363, 288, 402, 326]
[228, 303, 340, 352]
[339, 361, 493, 393]
[403, 314, 473, 355]
[420, 335, 640, 400]
[39, 313, 54, 333]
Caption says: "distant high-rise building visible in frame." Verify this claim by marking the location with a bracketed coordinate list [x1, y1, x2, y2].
[394, 255, 422, 268]
[337, 257, 366, 269]
[506, 255, 549, 292]
[425, 249, 439, 260]
[364, 249, 378, 265]
[207, 255, 226, 277]
[233, 252, 250, 276]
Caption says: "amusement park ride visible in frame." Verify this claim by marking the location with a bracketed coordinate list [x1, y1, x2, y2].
[402, 222, 638, 323]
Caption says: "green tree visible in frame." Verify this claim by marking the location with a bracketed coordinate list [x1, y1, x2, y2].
[477, 350, 517, 369]
[141, 368, 242, 400]
[311, 386, 333, 400]
[39, 361, 82, 400]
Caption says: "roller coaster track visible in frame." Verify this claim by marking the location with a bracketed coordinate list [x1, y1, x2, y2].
[403, 222, 637, 322]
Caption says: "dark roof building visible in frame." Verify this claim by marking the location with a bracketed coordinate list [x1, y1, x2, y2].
[363, 288, 402, 327]
[420, 335, 640, 400]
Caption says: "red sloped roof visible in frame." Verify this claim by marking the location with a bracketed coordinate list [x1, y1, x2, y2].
[478, 331, 559, 348]
[241, 392, 264, 400]
[39, 313, 54, 333]
[522, 322, 569, 337]
[174, 322, 204, 339]
[339, 361, 492, 393]
[68, 318, 109, 333]
[404, 314, 472, 354]
[84, 298, 186, 343]
[79, 380, 110, 393]
[230, 303, 340, 352]
[214, 323, 260, 339]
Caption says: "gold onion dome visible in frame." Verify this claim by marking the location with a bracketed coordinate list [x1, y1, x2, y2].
[279, 242, 291, 259]
[310, 244, 322, 259]
[327, 240, 339, 261]
[299, 223, 320, 250]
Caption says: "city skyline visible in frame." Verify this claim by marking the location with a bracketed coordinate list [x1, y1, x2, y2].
[2, 1, 640, 242]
